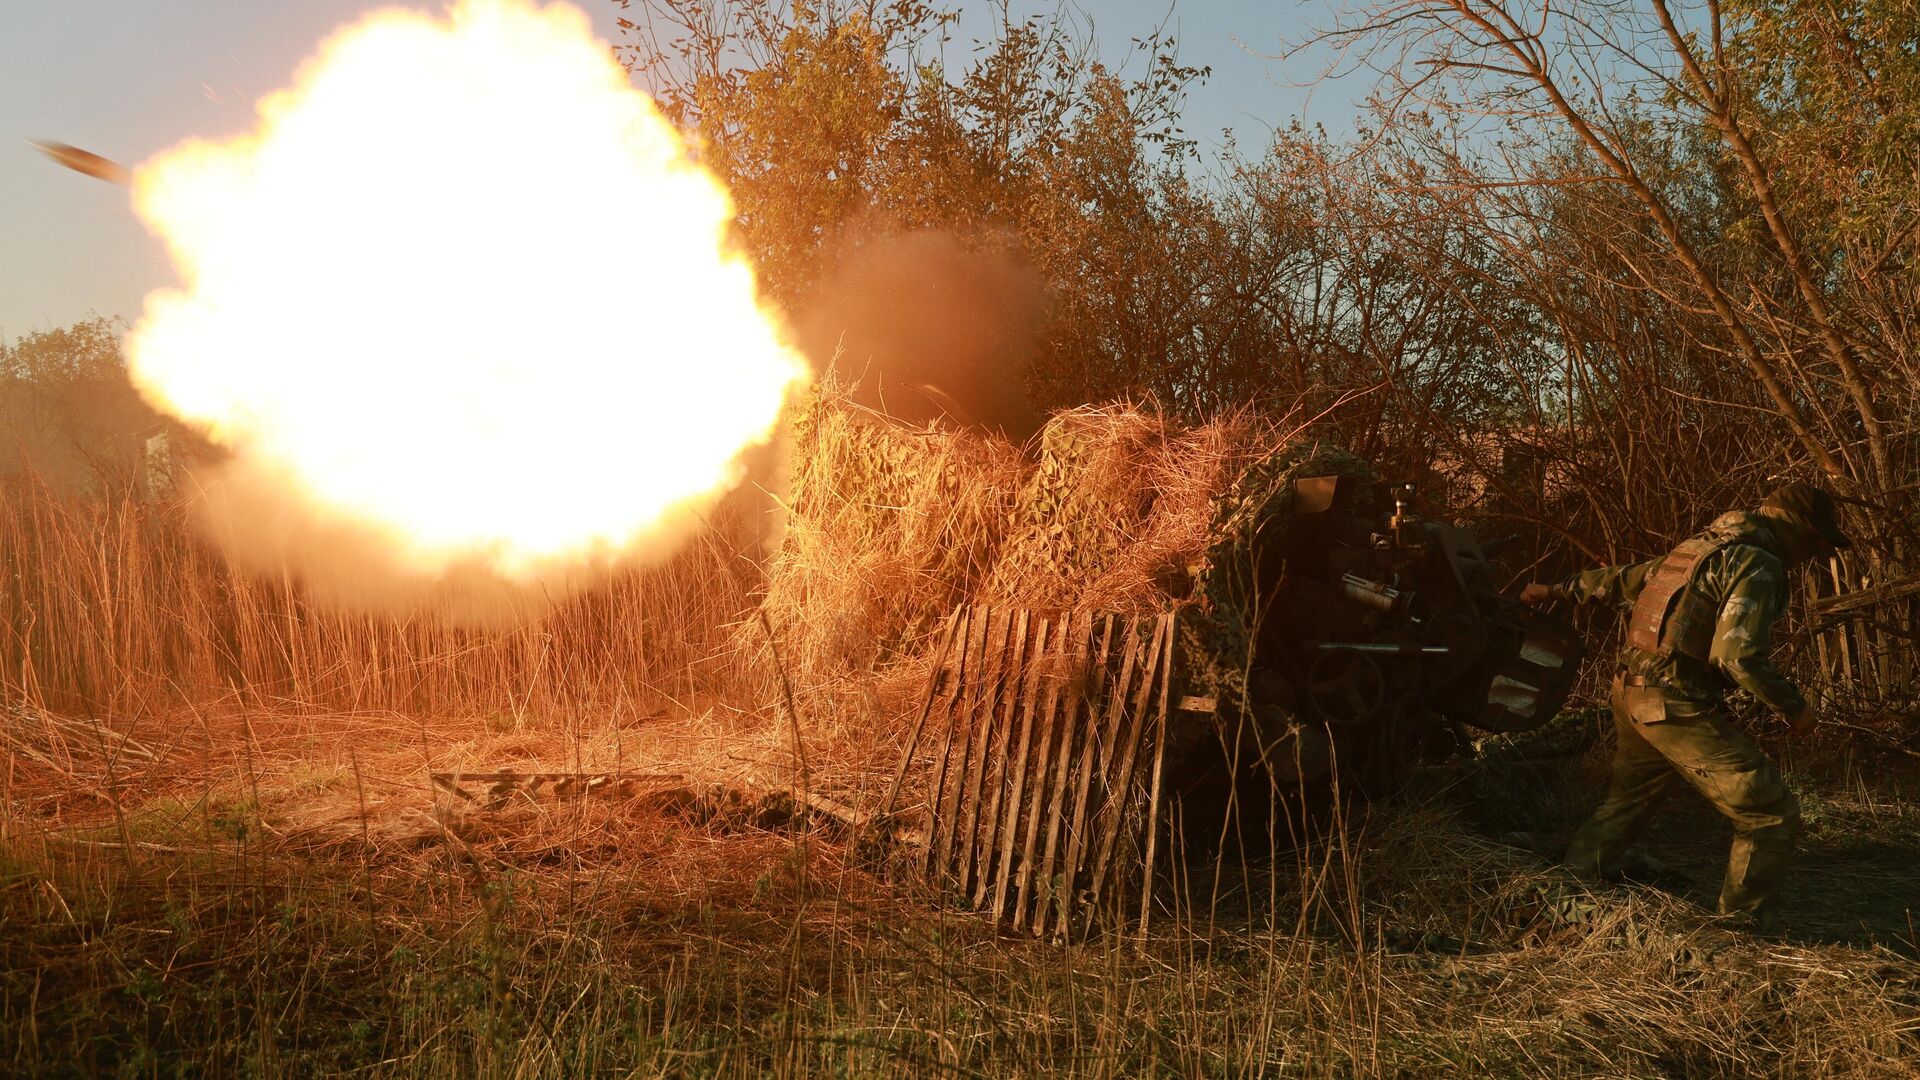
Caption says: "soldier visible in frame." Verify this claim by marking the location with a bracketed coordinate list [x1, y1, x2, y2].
[1520, 483, 1852, 929]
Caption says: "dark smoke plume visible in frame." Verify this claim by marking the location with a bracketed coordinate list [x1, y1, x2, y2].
[796, 230, 1044, 443]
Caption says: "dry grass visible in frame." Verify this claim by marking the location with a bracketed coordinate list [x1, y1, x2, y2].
[2, 417, 1917, 1076]
[756, 396, 1298, 761]
[0, 469, 761, 721]
[982, 404, 1266, 616]
[2, 702, 1915, 1077]
[753, 393, 1027, 726]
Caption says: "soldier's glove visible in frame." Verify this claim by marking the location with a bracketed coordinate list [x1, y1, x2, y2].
[1786, 704, 1818, 738]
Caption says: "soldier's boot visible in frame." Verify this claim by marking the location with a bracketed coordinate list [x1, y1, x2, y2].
[1718, 787, 1801, 929]
[1563, 705, 1679, 880]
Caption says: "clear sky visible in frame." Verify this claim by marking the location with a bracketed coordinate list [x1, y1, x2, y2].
[0, 1, 1359, 340]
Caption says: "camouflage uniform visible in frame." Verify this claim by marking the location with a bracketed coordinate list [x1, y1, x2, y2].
[1548, 510, 1806, 924]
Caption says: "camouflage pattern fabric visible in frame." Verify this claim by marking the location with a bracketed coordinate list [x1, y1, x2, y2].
[1551, 509, 1812, 925]
[1473, 706, 1605, 764]
[983, 406, 1165, 607]
[1563, 679, 1799, 924]
[1548, 510, 1806, 714]
[1178, 441, 1378, 741]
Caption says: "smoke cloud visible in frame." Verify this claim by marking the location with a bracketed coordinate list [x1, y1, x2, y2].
[797, 230, 1045, 443]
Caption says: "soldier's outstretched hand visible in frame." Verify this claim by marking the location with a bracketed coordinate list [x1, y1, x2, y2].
[1787, 703, 1818, 738]
[1520, 583, 1553, 606]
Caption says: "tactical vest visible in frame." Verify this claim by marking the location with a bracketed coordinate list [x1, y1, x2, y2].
[1625, 536, 1739, 661]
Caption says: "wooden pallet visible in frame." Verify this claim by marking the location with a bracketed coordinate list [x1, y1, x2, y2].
[430, 770, 688, 807]
[883, 605, 1178, 940]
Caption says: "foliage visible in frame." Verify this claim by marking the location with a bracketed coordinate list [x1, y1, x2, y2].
[0, 316, 125, 384]
[1728, 0, 1920, 252]
[0, 317, 157, 493]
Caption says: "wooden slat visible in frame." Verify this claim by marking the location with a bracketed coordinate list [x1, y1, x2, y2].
[1139, 616, 1175, 940]
[1828, 559, 1856, 687]
[1056, 615, 1139, 934]
[1033, 613, 1113, 938]
[937, 606, 991, 884]
[874, 609, 962, 825]
[933, 607, 990, 876]
[953, 607, 1012, 894]
[925, 605, 982, 878]
[1082, 615, 1169, 926]
[1012, 613, 1075, 932]
[972, 609, 1030, 908]
[990, 615, 1048, 920]
[901, 604, 1178, 940]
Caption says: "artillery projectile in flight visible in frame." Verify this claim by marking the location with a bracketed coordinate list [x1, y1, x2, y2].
[29, 140, 131, 186]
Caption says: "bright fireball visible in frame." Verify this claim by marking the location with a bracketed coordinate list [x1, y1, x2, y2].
[126, 0, 809, 580]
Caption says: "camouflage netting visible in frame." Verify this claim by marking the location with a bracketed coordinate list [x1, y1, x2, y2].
[757, 388, 1026, 683]
[982, 405, 1227, 612]
[759, 390, 1377, 739]
[1183, 439, 1380, 721]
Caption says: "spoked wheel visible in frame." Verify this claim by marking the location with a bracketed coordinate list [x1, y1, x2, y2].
[1354, 695, 1453, 795]
[1304, 650, 1388, 726]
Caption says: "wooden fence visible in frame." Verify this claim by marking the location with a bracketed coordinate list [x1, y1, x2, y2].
[884, 605, 1178, 941]
[1806, 550, 1920, 712]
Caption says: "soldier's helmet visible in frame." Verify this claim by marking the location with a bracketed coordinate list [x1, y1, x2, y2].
[1760, 483, 1852, 550]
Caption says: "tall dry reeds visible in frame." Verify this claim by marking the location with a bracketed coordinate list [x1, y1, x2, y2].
[0, 468, 757, 721]
[1, 390, 1295, 766]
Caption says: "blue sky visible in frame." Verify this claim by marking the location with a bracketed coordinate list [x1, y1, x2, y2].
[0, 1, 1361, 339]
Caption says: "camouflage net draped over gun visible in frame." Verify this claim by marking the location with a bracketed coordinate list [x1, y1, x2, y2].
[981, 407, 1381, 725]
[1180, 442, 1380, 726]
[983, 405, 1219, 612]
[761, 392, 1369, 740]
[758, 390, 1025, 682]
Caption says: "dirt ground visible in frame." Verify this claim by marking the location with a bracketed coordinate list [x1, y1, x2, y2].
[3, 699, 1917, 1077]
[1462, 726, 1920, 955]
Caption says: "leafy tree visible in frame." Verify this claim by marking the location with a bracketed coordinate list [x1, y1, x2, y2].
[0, 316, 160, 493]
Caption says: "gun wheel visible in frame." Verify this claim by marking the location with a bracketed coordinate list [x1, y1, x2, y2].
[1304, 650, 1387, 726]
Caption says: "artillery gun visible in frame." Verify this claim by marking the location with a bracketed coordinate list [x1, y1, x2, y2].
[1223, 474, 1585, 793]
[859, 420, 1585, 939]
